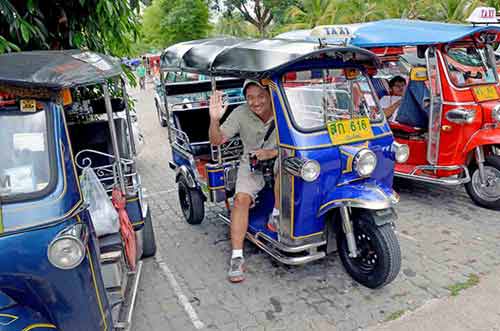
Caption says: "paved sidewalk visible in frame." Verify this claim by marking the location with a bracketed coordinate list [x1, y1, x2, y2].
[367, 267, 500, 331]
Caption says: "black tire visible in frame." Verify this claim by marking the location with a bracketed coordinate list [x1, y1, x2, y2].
[142, 208, 157, 258]
[465, 155, 500, 210]
[337, 218, 401, 289]
[178, 178, 205, 225]
[156, 101, 168, 127]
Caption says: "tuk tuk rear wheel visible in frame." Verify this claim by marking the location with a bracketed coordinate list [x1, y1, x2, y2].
[465, 155, 500, 210]
[337, 221, 401, 289]
[142, 208, 157, 258]
[178, 179, 205, 224]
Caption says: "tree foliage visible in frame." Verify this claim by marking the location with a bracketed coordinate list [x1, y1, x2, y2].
[139, 0, 211, 51]
[0, 0, 140, 55]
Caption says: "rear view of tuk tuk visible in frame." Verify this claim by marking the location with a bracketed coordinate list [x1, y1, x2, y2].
[0, 50, 156, 330]
[291, 12, 500, 210]
[161, 38, 408, 288]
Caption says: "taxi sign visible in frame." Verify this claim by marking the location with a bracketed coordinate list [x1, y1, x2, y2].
[311, 24, 360, 44]
[327, 117, 374, 145]
[473, 85, 499, 102]
[20, 99, 37, 112]
[467, 7, 498, 24]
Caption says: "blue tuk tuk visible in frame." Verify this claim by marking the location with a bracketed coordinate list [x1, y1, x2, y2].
[160, 38, 409, 288]
[0, 50, 156, 330]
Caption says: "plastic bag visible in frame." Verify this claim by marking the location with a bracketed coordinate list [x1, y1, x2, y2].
[80, 167, 120, 236]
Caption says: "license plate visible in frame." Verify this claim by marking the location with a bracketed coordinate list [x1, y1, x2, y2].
[473, 85, 499, 102]
[20, 99, 37, 112]
[327, 117, 374, 145]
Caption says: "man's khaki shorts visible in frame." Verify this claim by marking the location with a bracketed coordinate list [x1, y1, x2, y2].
[235, 160, 278, 201]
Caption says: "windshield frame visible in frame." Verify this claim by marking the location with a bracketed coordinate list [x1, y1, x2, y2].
[278, 66, 383, 133]
[443, 43, 498, 88]
[0, 103, 58, 204]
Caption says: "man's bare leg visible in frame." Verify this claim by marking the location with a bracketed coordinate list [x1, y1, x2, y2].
[231, 193, 252, 249]
[228, 193, 251, 282]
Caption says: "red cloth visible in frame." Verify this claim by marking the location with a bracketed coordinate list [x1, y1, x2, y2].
[112, 188, 137, 270]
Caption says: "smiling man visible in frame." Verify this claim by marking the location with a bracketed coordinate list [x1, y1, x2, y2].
[209, 79, 279, 283]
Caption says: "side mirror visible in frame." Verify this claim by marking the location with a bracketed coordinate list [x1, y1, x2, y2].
[410, 67, 428, 81]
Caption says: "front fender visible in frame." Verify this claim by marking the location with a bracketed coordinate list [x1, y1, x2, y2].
[0, 292, 58, 331]
[464, 127, 500, 154]
[318, 182, 399, 218]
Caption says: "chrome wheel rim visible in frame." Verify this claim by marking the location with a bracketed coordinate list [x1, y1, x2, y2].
[471, 166, 500, 202]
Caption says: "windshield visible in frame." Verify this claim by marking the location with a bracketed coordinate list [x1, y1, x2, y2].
[0, 107, 52, 202]
[282, 68, 382, 131]
[444, 45, 497, 87]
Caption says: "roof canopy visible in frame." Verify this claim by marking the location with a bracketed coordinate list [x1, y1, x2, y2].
[161, 37, 380, 79]
[0, 50, 122, 90]
[277, 19, 500, 48]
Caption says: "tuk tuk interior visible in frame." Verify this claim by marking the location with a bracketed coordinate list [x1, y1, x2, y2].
[161, 38, 404, 289]
[0, 50, 155, 330]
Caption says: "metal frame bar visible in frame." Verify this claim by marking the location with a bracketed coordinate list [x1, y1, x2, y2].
[218, 214, 326, 265]
[103, 84, 126, 193]
[395, 164, 470, 185]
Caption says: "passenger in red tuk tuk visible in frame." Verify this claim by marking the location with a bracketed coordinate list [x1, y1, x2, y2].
[209, 79, 279, 283]
[379, 75, 406, 121]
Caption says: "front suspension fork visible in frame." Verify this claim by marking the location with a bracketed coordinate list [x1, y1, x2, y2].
[340, 206, 358, 258]
[475, 146, 487, 185]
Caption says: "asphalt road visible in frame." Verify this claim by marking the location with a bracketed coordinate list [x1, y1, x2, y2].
[130, 83, 500, 331]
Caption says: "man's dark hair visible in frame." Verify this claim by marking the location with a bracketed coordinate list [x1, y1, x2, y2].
[389, 75, 406, 88]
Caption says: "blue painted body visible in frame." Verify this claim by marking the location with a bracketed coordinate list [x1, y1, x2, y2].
[169, 58, 398, 241]
[0, 102, 143, 330]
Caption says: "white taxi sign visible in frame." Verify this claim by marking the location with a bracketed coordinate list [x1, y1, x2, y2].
[310, 24, 359, 42]
[467, 7, 498, 24]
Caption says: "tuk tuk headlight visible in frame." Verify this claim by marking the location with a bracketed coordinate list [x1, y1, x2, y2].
[283, 157, 321, 182]
[354, 149, 377, 177]
[446, 108, 475, 124]
[392, 142, 410, 163]
[48, 224, 87, 270]
[492, 105, 500, 122]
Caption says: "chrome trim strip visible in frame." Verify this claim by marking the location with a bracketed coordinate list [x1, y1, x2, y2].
[395, 164, 470, 185]
[218, 214, 326, 265]
[255, 232, 326, 253]
[442, 101, 476, 106]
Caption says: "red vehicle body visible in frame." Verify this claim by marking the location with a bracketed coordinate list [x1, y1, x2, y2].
[368, 32, 500, 209]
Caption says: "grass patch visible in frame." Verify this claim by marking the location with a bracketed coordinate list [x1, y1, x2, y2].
[385, 309, 406, 322]
[447, 274, 480, 296]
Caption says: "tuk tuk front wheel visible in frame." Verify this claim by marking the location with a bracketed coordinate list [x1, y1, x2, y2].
[178, 179, 205, 224]
[142, 208, 157, 258]
[337, 221, 401, 289]
[465, 155, 500, 210]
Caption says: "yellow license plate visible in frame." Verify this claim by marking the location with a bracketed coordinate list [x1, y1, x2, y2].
[20, 99, 37, 112]
[473, 85, 499, 102]
[327, 117, 374, 145]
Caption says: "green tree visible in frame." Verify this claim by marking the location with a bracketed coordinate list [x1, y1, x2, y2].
[213, 13, 259, 37]
[424, 0, 480, 22]
[0, 0, 140, 55]
[139, 0, 211, 50]
[162, 0, 211, 44]
[285, 0, 340, 29]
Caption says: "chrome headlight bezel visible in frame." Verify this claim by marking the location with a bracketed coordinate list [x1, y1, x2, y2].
[300, 160, 321, 182]
[446, 108, 476, 124]
[283, 157, 321, 182]
[354, 149, 377, 177]
[492, 104, 500, 122]
[47, 224, 87, 270]
[392, 142, 410, 163]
